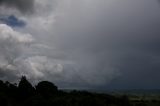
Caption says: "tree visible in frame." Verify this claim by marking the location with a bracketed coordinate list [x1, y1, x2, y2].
[36, 81, 58, 98]
[0, 80, 7, 92]
[18, 76, 35, 99]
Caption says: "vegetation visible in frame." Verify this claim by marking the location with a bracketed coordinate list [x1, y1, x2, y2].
[0, 76, 159, 106]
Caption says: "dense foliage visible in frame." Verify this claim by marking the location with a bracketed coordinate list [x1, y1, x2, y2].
[0, 76, 132, 106]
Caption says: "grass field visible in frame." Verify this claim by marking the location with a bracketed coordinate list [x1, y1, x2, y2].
[109, 90, 160, 106]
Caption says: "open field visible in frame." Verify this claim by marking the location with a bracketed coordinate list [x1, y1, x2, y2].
[110, 90, 160, 106]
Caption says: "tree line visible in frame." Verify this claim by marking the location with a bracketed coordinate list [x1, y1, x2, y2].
[0, 76, 131, 106]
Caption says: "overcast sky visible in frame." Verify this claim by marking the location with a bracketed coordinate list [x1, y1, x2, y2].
[0, 0, 160, 90]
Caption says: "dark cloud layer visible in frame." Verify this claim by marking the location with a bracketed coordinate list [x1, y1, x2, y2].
[0, 0, 160, 90]
[0, 0, 34, 14]
[50, 0, 160, 89]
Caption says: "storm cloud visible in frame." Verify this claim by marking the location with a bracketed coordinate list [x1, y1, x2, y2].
[0, 0, 34, 14]
[0, 0, 160, 89]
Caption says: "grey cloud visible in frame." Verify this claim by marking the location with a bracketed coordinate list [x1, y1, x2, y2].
[0, 0, 35, 14]
[50, 0, 160, 89]
[0, 24, 67, 85]
[1, 0, 160, 89]
[15, 0, 160, 89]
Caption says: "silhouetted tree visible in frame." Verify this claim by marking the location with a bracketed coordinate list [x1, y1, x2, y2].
[0, 77, 144, 106]
[6, 82, 18, 98]
[0, 80, 8, 106]
[0, 80, 7, 92]
[36, 81, 58, 98]
[18, 76, 35, 99]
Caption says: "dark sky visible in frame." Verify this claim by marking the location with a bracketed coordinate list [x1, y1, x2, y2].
[0, 0, 160, 90]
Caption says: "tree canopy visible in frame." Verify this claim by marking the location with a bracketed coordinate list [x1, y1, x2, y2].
[0, 76, 132, 106]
